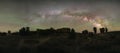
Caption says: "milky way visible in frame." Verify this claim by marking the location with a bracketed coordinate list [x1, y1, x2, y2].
[0, 0, 120, 32]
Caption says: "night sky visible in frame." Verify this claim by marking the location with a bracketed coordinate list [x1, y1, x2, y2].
[0, 0, 120, 32]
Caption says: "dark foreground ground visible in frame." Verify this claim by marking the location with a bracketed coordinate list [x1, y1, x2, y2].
[0, 31, 120, 53]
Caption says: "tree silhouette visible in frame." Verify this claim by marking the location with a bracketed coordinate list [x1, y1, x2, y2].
[105, 27, 108, 32]
[26, 27, 30, 32]
[89, 32, 94, 36]
[82, 30, 89, 35]
[26, 27, 30, 35]
[69, 28, 76, 39]
[19, 27, 26, 36]
[93, 27, 97, 34]
[100, 28, 105, 33]
[8, 30, 11, 35]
